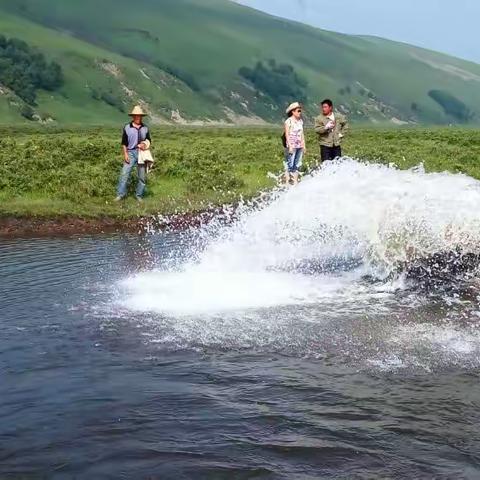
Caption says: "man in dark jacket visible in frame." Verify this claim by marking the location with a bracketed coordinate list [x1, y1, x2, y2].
[115, 105, 152, 202]
[314, 99, 348, 162]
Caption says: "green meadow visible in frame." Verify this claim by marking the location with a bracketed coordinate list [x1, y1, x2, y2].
[0, 0, 480, 125]
[0, 127, 479, 220]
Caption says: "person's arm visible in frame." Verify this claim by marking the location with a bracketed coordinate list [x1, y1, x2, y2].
[339, 115, 349, 137]
[314, 117, 330, 135]
[301, 128, 307, 154]
[138, 128, 152, 151]
[285, 120, 293, 153]
[122, 145, 129, 163]
[121, 128, 129, 163]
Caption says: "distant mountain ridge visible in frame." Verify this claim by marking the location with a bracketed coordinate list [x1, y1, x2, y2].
[0, 0, 479, 125]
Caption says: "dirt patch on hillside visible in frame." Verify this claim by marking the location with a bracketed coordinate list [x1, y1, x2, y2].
[411, 53, 480, 82]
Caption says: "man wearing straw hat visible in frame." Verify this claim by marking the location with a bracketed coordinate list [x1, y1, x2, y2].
[115, 105, 152, 202]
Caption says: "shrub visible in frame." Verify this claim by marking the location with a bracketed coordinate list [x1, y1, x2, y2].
[185, 151, 245, 194]
[0, 35, 64, 105]
[428, 89, 474, 123]
[20, 104, 35, 121]
[155, 61, 200, 92]
[238, 59, 308, 105]
[100, 91, 125, 112]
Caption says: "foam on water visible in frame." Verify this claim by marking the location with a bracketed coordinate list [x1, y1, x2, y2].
[106, 159, 480, 370]
[122, 270, 347, 314]
[119, 159, 480, 315]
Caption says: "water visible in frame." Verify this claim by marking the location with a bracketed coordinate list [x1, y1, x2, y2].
[2, 160, 480, 479]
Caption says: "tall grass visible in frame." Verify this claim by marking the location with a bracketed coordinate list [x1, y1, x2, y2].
[1, 127, 478, 218]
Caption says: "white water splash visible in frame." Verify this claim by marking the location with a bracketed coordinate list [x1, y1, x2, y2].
[119, 159, 480, 315]
[197, 159, 480, 273]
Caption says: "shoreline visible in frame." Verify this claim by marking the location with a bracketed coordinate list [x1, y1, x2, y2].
[2, 128, 479, 238]
[0, 208, 225, 238]
[0, 216, 145, 238]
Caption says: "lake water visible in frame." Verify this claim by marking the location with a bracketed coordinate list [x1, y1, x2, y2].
[2, 160, 480, 479]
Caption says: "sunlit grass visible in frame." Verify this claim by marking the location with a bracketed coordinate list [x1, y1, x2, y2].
[1, 126, 479, 219]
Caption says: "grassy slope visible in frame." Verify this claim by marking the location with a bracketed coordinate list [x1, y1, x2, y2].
[1, 127, 479, 219]
[0, 11, 222, 124]
[0, 0, 480, 124]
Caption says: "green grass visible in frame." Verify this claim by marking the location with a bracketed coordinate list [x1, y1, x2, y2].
[0, 126, 479, 219]
[0, 9, 222, 124]
[0, 0, 480, 125]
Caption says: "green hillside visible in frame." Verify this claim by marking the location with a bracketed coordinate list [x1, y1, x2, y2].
[0, 0, 479, 125]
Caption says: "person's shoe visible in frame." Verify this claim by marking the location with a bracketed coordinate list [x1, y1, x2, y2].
[136, 196, 144, 203]
[114, 196, 123, 202]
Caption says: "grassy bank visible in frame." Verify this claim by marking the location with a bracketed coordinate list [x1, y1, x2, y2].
[0, 127, 479, 220]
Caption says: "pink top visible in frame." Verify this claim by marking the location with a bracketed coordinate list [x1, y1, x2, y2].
[285, 117, 304, 149]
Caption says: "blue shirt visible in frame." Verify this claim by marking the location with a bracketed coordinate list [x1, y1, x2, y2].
[121, 122, 152, 151]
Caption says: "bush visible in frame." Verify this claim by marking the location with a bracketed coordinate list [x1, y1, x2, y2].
[184, 151, 245, 194]
[0, 35, 64, 105]
[20, 104, 36, 121]
[428, 89, 474, 123]
[100, 91, 125, 112]
[238, 59, 308, 105]
[155, 61, 200, 92]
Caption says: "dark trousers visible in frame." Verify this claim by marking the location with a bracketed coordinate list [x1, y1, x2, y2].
[320, 145, 342, 162]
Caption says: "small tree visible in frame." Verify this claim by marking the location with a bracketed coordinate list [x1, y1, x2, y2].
[20, 104, 35, 121]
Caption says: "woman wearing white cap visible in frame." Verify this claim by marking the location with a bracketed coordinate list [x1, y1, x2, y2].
[284, 102, 306, 185]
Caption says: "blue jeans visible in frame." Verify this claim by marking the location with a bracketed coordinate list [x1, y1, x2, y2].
[285, 148, 304, 173]
[117, 150, 146, 199]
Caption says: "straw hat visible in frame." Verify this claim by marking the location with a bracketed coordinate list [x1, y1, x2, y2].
[286, 102, 301, 114]
[129, 105, 147, 116]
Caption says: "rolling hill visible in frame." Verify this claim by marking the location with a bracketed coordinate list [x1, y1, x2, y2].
[0, 0, 479, 125]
